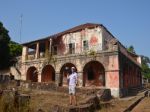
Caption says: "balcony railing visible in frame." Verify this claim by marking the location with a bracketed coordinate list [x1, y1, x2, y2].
[23, 43, 119, 62]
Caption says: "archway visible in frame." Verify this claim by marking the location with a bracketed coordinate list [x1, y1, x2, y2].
[83, 61, 105, 86]
[59, 63, 77, 86]
[26, 66, 38, 82]
[41, 65, 55, 82]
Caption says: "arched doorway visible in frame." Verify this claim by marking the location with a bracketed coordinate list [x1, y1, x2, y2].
[83, 61, 105, 87]
[26, 66, 38, 82]
[59, 63, 77, 86]
[41, 65, 55, 82]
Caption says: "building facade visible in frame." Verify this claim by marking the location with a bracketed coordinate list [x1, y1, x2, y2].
[17, 23, 142, 97]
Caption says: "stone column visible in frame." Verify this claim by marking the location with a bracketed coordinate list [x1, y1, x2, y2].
[35, 42, 40, 59]
[38, 71, 42, 82]
[77, 72, 83, 87]
[22, 46, 28, 62]
[45, 40, 49, 58]
[49, 38, 52, 55]
[76, 60, 83, 87]
[55, 71, 60, 86]
[20, 64, 27, 80]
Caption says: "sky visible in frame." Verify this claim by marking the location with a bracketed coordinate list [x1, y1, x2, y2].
[0, 0, 150, 58]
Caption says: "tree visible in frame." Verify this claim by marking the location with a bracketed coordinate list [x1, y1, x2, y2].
[9, 41, 22, 57]
[0, 22, 11, 69]
[127, 45, 136, 54]
[8, 41, 22, 66]
[141, 56, 150, 79]
[0, 21, 22, 70]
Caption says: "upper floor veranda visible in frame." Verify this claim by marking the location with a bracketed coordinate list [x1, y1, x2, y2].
[21, 23, 141, 66]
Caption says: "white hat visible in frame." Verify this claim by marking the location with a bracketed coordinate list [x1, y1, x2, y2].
[71, 67, 75, 69]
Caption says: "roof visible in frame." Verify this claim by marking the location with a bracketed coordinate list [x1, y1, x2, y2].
[22, 23, 103, 46]
[128, 51, 139, 57]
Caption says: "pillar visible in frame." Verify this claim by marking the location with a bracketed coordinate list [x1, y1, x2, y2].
[55, 71, 60, 86]
[38, 71, 41, 82]
[35, 42, 40, 59]
[49, 38, 52, 55]
[77, 72, 83, 87]
[45, 40, 49, 58]
[22, 46, 28, 62]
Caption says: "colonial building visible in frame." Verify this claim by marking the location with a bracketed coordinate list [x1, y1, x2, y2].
[17, 23, 142, 97]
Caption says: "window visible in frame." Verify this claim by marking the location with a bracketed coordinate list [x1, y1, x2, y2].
[83, 40, 89, 50]
[69, 43, 75, 54]
[52, 46, 57, 55]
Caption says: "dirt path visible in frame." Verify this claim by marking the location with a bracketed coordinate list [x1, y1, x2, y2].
[27, 90, 146, 112]
[97, 96, 140, 112]
[28, 90, 86, 112]
[132, 97, 150, 112]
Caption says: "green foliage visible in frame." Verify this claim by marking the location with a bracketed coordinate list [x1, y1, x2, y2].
[0, 21, 22, 70]
[141, 56, 150, 79]
[88, 50, 96, 56]
[127, 45, 136, 54]
[0, 22, 11, 69]
[9, 41, 22, 57]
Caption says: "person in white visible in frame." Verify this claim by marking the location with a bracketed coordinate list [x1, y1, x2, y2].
[67, 67, 78, 105]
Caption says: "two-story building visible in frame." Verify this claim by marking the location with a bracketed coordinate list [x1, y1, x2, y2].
[17, 23, 142, 97]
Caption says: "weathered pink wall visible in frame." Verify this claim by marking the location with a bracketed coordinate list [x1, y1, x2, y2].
[106, 71, 119, 88]
[108, 55, 119, 70]
[106, 55, 119, 88]
[54, 27, 103, 55]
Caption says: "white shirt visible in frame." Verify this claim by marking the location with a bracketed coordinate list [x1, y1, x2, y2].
[68, 72, 78, 86]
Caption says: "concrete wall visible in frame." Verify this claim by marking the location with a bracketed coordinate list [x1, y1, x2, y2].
[105, 54, 120, 97]
[55, 27, 103, 55]
[18, 26, 142, 98]
[19, 26, 122, 97]
[19, 50, 121, 97]
[101, 28, 120, 97]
